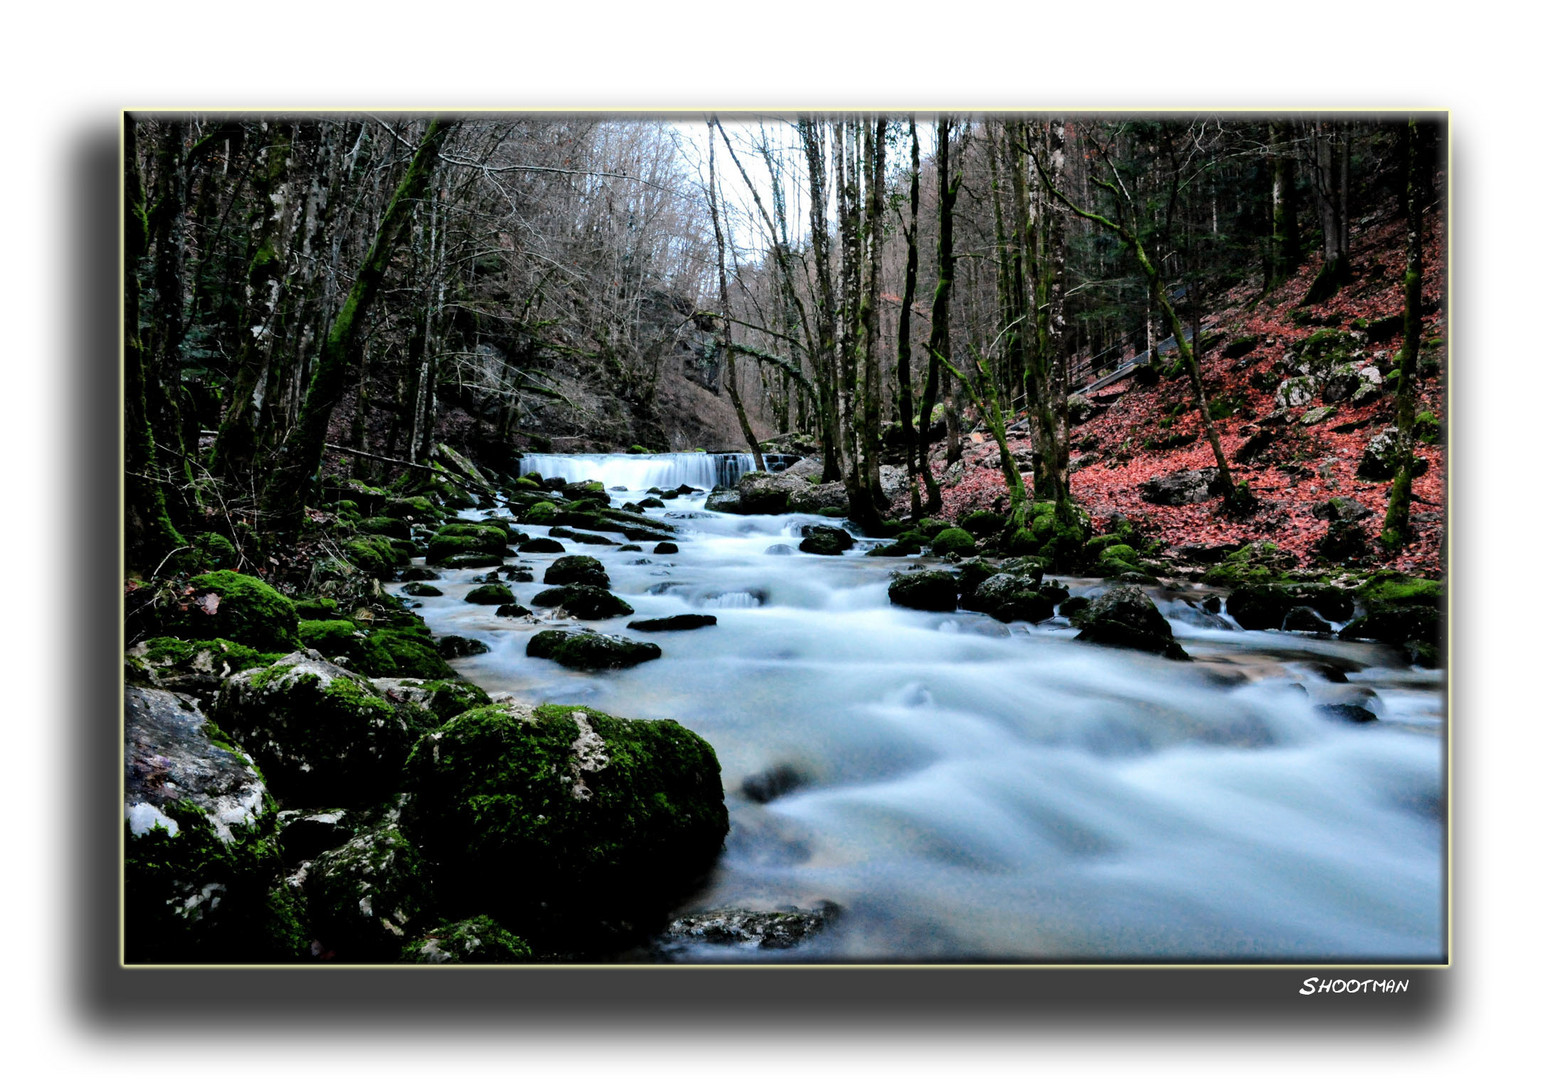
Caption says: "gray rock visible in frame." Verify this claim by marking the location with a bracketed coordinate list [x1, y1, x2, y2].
[1071, 586, 1190, 661]
[1140, 468, 1226, 507]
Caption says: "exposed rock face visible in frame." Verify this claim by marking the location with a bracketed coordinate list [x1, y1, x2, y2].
[123, 687, 307, 963]
[1140, 468, 1226, 507]
[401, 702, 728, 947]
[887, 569, 960, 612]
[525, 628, 661, 669]
[211, 652, 438, 806]
[654, 902, 841, 952]
[706, 468, 849, 516]
[1070, 586, 1190, 661]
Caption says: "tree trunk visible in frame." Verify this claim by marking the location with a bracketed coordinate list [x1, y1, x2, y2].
[124, 116, 188, 572]
[705, 122, 764, 463]
[854, 117, 888, 525]
[798, 118, 843, 481]
[260, 119, 453, 542]
[897, 122, 922, 520]
[1382, 118, 1431, 549]
[928, 119, 963, 473]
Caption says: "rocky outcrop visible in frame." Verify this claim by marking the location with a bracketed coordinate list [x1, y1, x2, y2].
[1140, 468, 1226, 507]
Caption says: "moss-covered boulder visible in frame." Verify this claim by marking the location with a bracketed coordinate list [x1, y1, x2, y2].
[530, 585, 634, 620]
[402, 916, 533, 964]
[518, 537, 566, 554]
[525, 629, 661, 670]
[404, 582, 443, 598]
[1357, 426, 1429, 482]
[297, 618, 396, 673]
[798, 524, 856, 556]
[401, 702, 727, 946]
[437, 634, 490, 659]
[1338, 573, 1444, 663]
[124, 687, 307, 963]
[1070, 586, 1190, 661]
[1203, 542, 1298, 586]
[362, 626, 457, 680]
[966, 572, 1055, 623]
[305, 826, 434, 962]
[930, 527, 977, 558]
[425, 522, 512, 567]
[464, 583, 516, 606]
[166, 571, 300, 653]
[190, 531, 238, 570]
[887, 569, 959, 612]
[211, 653, 438, 806]
[370, 677, 491, 722]
[958, 509, 1005, 537]
[543, 554, 611, 589]
[126, 637, 283, 699]
[383, 496, 445, 524]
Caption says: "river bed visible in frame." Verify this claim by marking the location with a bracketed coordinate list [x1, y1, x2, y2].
[396, 453, 1446, 963]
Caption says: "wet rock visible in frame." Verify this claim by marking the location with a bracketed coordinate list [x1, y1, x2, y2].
[740, 762, 809, 803]
[1070, 586, 1190, 661]
[656, 902, 841, 951]
[1140, 468, 1226, 507]
[494, 603, 532, 618]
[965, 573, 1054, 623]
[530, 584, 635, 619]
[525, 629, 661, 669]
[543, 554, 611, 589]
[627, 614, 717, 632]
[401, 702, 726, 946]
[464, 583, 515, 605]
[887, 569, 960, 612]
[654, 541, 680, 555]
[436, 635, 491, 659]
[1227, 583, 1353, 630]
[1316, 703, 1378, 724]
[548, 526, 615, 546]
[1281, 606, 1334, 635]
[126, 637, 283, 701]
[404, 582, 442, 597]
[798, 524, 855, 556]
[518, 537, 566, 554]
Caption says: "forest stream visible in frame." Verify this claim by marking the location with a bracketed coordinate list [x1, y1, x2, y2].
[396, 453, 1444, 963]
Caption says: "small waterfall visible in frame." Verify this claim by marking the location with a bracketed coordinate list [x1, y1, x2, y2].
[518, 452, 761, 491]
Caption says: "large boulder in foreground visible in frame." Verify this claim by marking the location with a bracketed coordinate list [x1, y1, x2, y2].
[304, 825, 434, 962]
[212, 652, 438, 807]
[163, 571, 300, 653]
[123, 686, 308, 963]
[1070, 586, 1190, 661]
[401, 702, 728, 947]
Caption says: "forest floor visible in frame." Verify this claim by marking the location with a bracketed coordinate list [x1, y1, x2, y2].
[903, 205, 1449, 579]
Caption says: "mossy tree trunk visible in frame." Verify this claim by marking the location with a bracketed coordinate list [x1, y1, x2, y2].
[922, 118, 963, 509]
[260, 118, 453, 542]
[853, 116, 889, 526]
[1382, 118, 1433, 550]
[897, 121, 923, 520]
[124, 115, 188, 573]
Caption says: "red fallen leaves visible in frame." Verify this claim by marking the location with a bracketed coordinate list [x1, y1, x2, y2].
[891, 203, 1447, 578]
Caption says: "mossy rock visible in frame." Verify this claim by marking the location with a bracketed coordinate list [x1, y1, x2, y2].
[958, 510, 1005, 537]
[212, 653, 439, 806]
[293, 596, 340, 620]
[425, 522, 512, 567]
[530, 585, 634, 620]
[867, 534, 926, 557]
[464, 583, 517, 606]
[344, 535, 406, 579]
[798, 524, 855, 556]
[1070, 586, 1189, 661]
[1227, 583, 1353, 630]
[362, 627, 457, 680]
[191, 531, 238, 570]
[930, 527, 977, 558]
[383, 496, 445, 524]
[543, 555, 611, 589]
[521, 502, 560, 525]
[402, 916, 534, 964]
[965, 572, 1054, 623]
[525, 629, 660, 670]
[167, 571, 300, 653]
[1204, 542, 1298, 587]
[404, 582, 443, 598]
[127, 637, 284, 697]
[887, 569, 959, 612]
[298, 618, 396, 673]
[518, 537, 566, 554]
[437, 635, 491, 659]
[306, 826, 434, 962]
[401, 702, 727, 946]
[371, 677, 492, 723]
[358, 516, 412, 540]
[1338, 573, 1444, 658]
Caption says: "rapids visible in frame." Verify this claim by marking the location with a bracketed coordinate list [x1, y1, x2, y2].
[396, 456, 1446, 963]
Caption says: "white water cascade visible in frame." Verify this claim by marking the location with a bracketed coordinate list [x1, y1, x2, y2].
[401, 453, 1446, 964]
[519, 452, 761, 491]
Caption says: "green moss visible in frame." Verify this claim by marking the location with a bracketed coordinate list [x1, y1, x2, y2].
[292, 596, 339, 620]
[172, 571, 299, 652]
[426, 522, 512, 566]
[522, 501, 559, 524]
[358, 516, 412, 540]
[191, 532, 237, 570]
[402, 915, 533, 963]
[364, 628, 457, 680]
[1204, 542, 1297, 586]
[401, 702, 726, 945]
[930, 527, 977, 557]
[306, 826, 434, 961]
[345, 535, 405, 578]
[465, 583, 516, 606]
[958, 509, 1005, 537]
[404, 582, 442, 598]
[1357, 572, 1443, 607]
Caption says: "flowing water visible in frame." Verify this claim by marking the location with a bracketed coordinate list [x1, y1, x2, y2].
[399, 454, 1446, 963]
